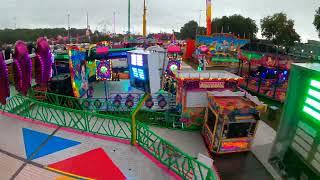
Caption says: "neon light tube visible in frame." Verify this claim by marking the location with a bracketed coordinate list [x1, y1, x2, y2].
[303, 106, 320, 121]
[311, 80, 320, 90]
[308, 89, 320, 100]
[306, 98, 320, 111]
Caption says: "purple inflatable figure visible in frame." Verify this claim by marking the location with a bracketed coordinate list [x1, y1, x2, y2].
[13, 41, 32, 95]
[35, 37, 52, 86]
[0, 53, 10, 105]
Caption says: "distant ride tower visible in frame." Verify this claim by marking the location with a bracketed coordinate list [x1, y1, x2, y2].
[143, 0, 147, 37]
[86, 12, 91, 42]
[128, 0, 131, 35]
[206, 0, 212, 36]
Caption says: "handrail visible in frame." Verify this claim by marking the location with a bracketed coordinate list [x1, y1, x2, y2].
[137, 122, 216, 180]
[29, 88, 185, 129]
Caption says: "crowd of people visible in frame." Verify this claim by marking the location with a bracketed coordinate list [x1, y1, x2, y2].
[1, 42, 36, 60]
[0, 44, 13, 60]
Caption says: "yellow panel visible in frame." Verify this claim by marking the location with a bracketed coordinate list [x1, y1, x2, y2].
[53, 176, 77, 180]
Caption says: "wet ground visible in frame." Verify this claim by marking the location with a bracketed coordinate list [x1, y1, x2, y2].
[214, 152, 273, 180]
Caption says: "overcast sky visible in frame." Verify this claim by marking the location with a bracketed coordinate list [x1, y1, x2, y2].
[0, 0, 319, 42]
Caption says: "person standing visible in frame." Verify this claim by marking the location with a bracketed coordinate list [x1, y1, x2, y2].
[4, 45, 12, 60]
[0, 45, 3, 58]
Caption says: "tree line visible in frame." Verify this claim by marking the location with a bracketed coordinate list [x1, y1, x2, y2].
[0, 28, 89, 44]
[179, 8, 320, 51]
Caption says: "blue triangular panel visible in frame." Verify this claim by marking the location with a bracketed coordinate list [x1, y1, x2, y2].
[22, 128, 80, 160]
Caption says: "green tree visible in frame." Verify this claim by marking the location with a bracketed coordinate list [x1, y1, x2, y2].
[261, 13, 300, 50]
[0, 28, 96, 44]
[314, 7, 320, 38]
[211, 15, 258, 39]
[179, 20, 198, 40]
[197, 27, 207, 36]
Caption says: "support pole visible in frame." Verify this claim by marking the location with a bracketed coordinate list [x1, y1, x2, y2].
[113, 12, 116, 34]
[130, 93, 149, 145]
[68, 13, 70, 44]
[128, 0, 131, 35]
[143, 0, 147, 37]
[206, 0, 212, 36]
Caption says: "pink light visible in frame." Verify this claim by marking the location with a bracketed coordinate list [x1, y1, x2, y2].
[96, 47, 109, 54]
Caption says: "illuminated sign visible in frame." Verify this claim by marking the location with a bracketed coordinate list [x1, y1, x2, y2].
[170, 64, 178, 71]
[131, 54, 137, 65]
[303, 79, 320, 121]
[220, 141, 250, 151]
[166, 60, 180, 77]
[130, 54, 145, 80]
[96, 60, 112, 80]
[128, 50, 163, 94]
[199, 81, 225, 89]
[136, 55, 143, 66]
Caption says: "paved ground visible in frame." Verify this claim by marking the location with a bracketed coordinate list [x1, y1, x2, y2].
[0, 114, 175, 180]
[153, 121, 277, 180]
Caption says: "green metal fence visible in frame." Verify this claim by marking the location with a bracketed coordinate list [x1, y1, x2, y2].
[0, 95, 217, 179]
[29, 90, 133, 118]
[29, 89, 186, 129]
[1, 95, 132, 140]
[136, 109, 183, 128]
[137, 122, 215, 180]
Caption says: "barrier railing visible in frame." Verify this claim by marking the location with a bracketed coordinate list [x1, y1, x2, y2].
[137, 122, 215, 180]
[0, 95, 217, 179]
[29, 89, 133, 118]
[29, 89, 186, 129]
[136, 109, 183, 128]
[1, 95, 132, 140]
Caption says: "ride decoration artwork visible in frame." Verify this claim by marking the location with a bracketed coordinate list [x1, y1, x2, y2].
[82, 99, 91, 109]
[94, 99, 102, 109]
[166, 60, 180, 77]
[96, 60, 112, 80]
[145, 97, 154, 109]
[157, 94, 167, 109]
[0, 53, 10, 105]
[69, 48, 89, 98]
[34, 37, 53, 86]
[113, 94, 122, 107]
[13, 41, 32, 96]
[196, 45, 209, 72]
[125, 94, 135, 108]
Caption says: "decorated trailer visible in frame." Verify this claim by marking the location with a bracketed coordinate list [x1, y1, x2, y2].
[175, 69, 244, 129]
[203, 90, 266, 154]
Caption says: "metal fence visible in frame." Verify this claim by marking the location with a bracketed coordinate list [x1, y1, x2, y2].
[137, 122, 216, 180]
[1, 95, 132, 139]
[29, 89, 186, 129]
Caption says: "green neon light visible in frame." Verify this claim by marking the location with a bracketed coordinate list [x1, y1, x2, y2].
[211, 58, 239, 63]
[242, 51, 263, 60]
[303, 106, 320, 121]
[305, 98, 320, 111]
[308, 89, 320, 100]
[311, 80, 320, 90]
